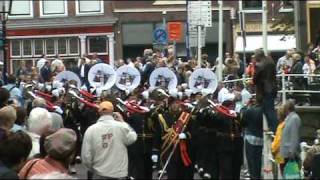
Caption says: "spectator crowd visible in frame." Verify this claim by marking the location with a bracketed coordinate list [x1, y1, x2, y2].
[0, 43, 320, 180]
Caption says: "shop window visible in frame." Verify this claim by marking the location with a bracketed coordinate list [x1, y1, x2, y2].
[11, 40, 21, 57]
[88, 36, 107, 54]
[34, 39, 44, 56]
[22, 39, 32, 56]
[69, 38, 79, 55]
[58, 38, 67, 55]
[12, 60, 33, 75]
[76, 0, 103, 15]
[40, 0, 68, 17]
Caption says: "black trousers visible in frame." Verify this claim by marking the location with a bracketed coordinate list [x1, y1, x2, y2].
[245, 140, 263, 179]
[166, 151, 194, 179]
[128, 152, 153, 179]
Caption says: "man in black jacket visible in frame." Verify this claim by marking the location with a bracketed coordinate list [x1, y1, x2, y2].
[78, 57, 91, 91]
[290, 53, 304, 90]
[40, 60, 51, 83]
[253, 49, 278, 132]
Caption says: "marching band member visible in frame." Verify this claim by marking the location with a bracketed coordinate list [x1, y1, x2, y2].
[152, 95, 194, 179]
[125, 92, 154, 179]
[194, 94, 243, 179]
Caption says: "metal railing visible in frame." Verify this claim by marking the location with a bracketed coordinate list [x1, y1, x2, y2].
[222, 73, 320, 105]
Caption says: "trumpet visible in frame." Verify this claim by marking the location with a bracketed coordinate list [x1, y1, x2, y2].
[116, 98, 150, 115]
[68, 90, 99, 109]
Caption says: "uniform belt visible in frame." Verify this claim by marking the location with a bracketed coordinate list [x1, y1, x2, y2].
[138, 134, 153, 138]
[216, 131, 242, 139]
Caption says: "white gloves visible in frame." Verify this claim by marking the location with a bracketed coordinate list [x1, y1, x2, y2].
[151, 155, 158, 163]
[53, 106, 63, 115]
[179, 133, 187, 140]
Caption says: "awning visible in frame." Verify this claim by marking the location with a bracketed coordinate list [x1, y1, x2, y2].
[235, 34, 296, 53]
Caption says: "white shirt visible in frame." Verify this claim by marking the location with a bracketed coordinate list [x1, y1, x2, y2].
[218, 87, 234, 103]
[26, 131, 41, 159]
[241, 88, 252, 105]
[81, 115, 137, 178]
[80, 64, 85, 77]
[36, 58, 47, 70]
[51, 59, 64, 72]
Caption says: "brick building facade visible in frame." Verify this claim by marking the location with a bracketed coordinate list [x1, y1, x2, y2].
[6, 0, 116, 73]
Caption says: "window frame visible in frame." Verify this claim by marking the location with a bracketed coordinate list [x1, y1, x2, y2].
[87, 36, 108, 55]
[22, 39, 33, 57]
[279, 0, 294, 13]
[241, 0, 263, 14]
[75, 0, 104, 16]
[57, 38, 68, 56]
[8, 0, 34, 19]
[44, 39, 56, 56]
[33, 39, 44, 57]
[68, 38, 80, 56]
[39, 0, 68, 18]
[10, 40, 22, 58]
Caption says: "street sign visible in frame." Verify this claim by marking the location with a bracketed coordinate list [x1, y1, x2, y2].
[188, 26, 206, 47]
[167, 22, 183, 41]
[187, 1, 212, 27]
[153, 43, 167, 50]
[153, 28, 168, 44]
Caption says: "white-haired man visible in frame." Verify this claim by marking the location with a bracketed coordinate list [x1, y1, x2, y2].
[82, 101, 137, 179]
[26, 107, 52, 158]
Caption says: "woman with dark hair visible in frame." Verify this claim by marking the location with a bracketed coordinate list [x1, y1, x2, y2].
[0, 88, 10, 108]
[0, 131, 32, 179]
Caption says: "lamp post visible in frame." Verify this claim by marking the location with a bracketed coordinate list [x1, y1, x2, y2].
[0, 0, 12, 84]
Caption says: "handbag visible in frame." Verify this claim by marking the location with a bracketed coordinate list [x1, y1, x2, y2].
[283, 160, 301, 179]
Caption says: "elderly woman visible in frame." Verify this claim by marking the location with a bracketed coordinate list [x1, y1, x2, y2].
[0, 106, 17, 133]
[280, 100, 301, 173]
[26, 107, 52, 158]
[19, 128, 77, 179]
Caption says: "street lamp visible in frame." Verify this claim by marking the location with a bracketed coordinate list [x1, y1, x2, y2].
[0, 0, 13, 84]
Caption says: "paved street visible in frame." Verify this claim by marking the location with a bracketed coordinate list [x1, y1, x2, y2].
[72, 163, 249, 179]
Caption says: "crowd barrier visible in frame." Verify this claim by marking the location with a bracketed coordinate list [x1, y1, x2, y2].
[222, 73, 320, 105]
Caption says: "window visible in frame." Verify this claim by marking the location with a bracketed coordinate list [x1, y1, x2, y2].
[243, 0, 262, 10]
[58, 38, 67, 55]
[279, 0, 294, 12]
[9, 0, 33, 18]
[22, 39, 32, 56]
[76, 0, 104, 15]
[40, 0, 68, 17]
[88, 36, 107, 54]
[34, 39, 44, 56]
[45, 39, 55, 55]
[11, 40, 21, 57]
[69, 38, 79, 54]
